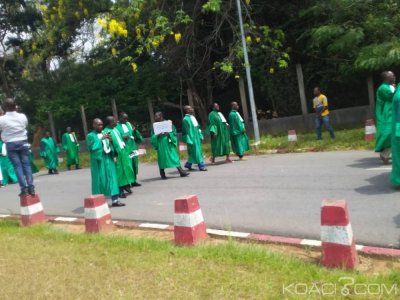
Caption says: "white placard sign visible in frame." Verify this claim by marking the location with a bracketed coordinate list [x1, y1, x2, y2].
[153, 121, 172, 135]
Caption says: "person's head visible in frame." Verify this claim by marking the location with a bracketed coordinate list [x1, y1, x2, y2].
[313, 87, 321, 97]
[183, 105, 193, 115]
[381, 71, 396, 85]
[45, 131, 51, 137]
[66, 127, 71, 133]
[154, 111, 164, 122]
[231, 101, 239, 111]
[93, 118, 103, 133]
[106, 116, 116, 128]
[212, 102, 220, 112]
[3, 98, 17, 112]
[119, 112, 128, 124]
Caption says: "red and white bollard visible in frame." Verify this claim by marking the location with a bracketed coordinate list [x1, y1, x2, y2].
[179, 142, 187, 153]
[20, 194, 46, 226]
[84, 195, 112, 233]
[174, 195, 208, 246]
[288, 130, 298, 142]
[138, 144, 147, 155]
[321, 200, 358, 269]
[365, 119, 376, 141]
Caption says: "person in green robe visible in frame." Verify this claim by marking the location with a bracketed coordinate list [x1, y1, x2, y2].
[87, 119, 125, 207]
[151, 112, 189, 179]
[40, 131, 59, 174]
[104, 116, 134, 198]
[115, 112, 143, 187]
[62, 127, 80, 170]
[29, 150, 39, 174]
[206, 102, 231, 164]
[0, 137, 18, 185]
[229, 102, 250, 160]
[375, 71, 396, 164]
[182, 105, 207, 171]
[390, 83, 400, 186]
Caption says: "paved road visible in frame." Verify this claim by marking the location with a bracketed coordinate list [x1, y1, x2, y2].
[1, 151, 399, 248]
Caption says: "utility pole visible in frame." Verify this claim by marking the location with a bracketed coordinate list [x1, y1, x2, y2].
[235, 0, 260, 146]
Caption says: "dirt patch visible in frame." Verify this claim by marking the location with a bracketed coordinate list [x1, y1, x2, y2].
[52, 223, 400, 275]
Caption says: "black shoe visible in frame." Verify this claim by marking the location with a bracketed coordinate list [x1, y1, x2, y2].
[161, 176, 168, 180]
[67, 166, 71, 171]
[48, 170, 53, 175]
[19, 191, 29, 197]
[119, 192, 127, 198]
[28, 188, 35, 196]
[199, 168, 208, 171]
[112, 201, 126, 207]
[123, 186, 133, 194]
[180, 172, 190, 177]
[54, 169, 59, 174]
[75, 165, 81, 170]
[132, 182, 142, 187]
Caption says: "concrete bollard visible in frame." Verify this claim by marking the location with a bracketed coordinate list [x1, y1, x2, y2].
[179, 142, 187, 153]
[321, 200, 358, 269]
[365, 119, 376, 141]
[174, 195, 208, 246]
[138, 145, 147, 155]
[288, 130, 298, 142]
[84, 195, 112, 233]
[20, 194, 46, 226]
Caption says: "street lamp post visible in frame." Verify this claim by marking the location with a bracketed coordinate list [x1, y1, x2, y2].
[235, 0, 261, 146]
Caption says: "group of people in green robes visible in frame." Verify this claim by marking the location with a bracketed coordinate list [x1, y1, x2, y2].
[150, 101, 249, 180]
[86, 113, 144, 207]
[374, 70, 400, 187]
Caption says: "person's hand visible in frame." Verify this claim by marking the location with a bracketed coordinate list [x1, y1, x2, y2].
[123, 136, 129, 140]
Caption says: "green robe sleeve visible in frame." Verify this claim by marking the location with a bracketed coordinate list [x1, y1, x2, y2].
[206, 112, 218, 135]
[133, 129, 143, 144]
[168, 125, 178, 146]
[62, 134, 67, 151]
[394, 97, 400, 137]
[39, 140, 47, 157]
[150, 130, 158, 150]
[182, 118, 193, 145]
[229, 112, 244, 136]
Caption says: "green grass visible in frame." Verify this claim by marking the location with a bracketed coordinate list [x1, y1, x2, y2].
[33, 128, 373, 171]
[0, 220, 399, 299]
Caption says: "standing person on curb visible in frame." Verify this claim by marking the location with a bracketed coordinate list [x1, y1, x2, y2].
[151, 112, 189, 180]
[40, 131, 60, 175]
[182, 105, 207, 171]
[313, 87, 335, 140]
[375, 71, 396, 164]
[0, 98, 35, 196]
[228, 101, 250, 160]
[206, 102, 231, 164]
[116, 112, 143, 187]
[62, 127, 81, 170]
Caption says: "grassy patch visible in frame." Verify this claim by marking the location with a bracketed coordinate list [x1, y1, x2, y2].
[33, 128, 373, 171]
[0, 220, 398, 299]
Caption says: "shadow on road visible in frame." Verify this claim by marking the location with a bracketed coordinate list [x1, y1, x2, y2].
[72, 207, 84, 214]
[347, 157, 384, 169]
[354, 172, 398, 195]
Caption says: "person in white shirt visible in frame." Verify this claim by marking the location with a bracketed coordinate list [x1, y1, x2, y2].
[0, 98, 35, 196]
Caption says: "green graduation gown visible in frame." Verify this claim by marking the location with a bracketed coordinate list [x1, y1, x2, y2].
[62, 132, 80, 166]
[104, 126, 134, 187]
[375, 83, 395, 152]
[0, 140, 18, 185]
[390, 86, 400, 186]
[115, 122, 143, 181]
[206, 110, 230, 157]
[29, 152, 39, 174]
[40, 137, 59, 170]
[229, 110, 250, 156]
[86, 131, 119, 197]
[182, 114, 204, 164]
[151, 123, 181, 169]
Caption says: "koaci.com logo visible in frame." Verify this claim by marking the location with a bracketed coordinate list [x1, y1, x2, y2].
[282, 277, 398, 297]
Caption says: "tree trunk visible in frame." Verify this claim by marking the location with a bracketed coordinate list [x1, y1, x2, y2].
[187, 80, 208, 127]
[0, 64, 12, 97]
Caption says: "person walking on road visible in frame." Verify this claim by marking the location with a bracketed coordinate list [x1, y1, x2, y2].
[0, 98, 35, 196]
[115, 112, 143, 187]
[40, 131, 60, 175]
[62, 127, 80, 170]
[313, 87, 335, 140]
[182, 105, 207, 171]
[390, 81, 400, 186]
[151, 112, 189, 180]
[86, 119, 125, 207]
[229, 101, 250, 160]
[206, 102, 231, 164]
[375, 71, 396, 164]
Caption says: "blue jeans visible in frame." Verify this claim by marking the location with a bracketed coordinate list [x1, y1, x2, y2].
[315, 116, 335, 140]
[6, 140, 34, 193]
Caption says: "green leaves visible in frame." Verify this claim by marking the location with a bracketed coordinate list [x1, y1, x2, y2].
[202, 0, 221, 13]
